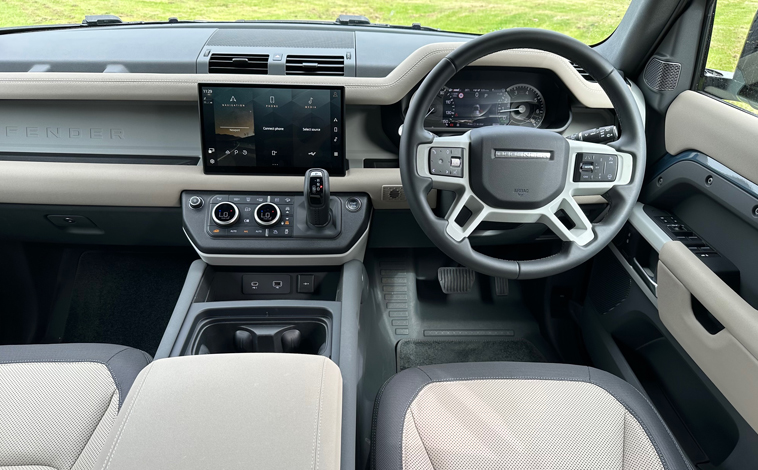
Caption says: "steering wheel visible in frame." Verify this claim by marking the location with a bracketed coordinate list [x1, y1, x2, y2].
[400, 29, 646, 280]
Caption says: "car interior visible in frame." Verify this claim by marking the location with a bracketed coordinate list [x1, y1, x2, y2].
[1, 0, 758, 468]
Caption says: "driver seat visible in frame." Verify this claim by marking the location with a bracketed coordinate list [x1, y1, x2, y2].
[372, 362, 693, 470]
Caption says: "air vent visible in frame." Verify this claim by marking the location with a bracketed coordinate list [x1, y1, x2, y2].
[286, 55, 344, 76]
[570, 62, 597, 83]
[208, 53, 268, 74]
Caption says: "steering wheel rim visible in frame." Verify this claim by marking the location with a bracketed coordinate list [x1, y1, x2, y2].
[399, 28, 646, 280]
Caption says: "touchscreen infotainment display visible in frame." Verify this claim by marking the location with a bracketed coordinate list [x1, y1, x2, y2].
[199, 85, 345, 175]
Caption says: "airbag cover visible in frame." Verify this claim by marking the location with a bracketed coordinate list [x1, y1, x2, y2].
[469, 126, 569, 209]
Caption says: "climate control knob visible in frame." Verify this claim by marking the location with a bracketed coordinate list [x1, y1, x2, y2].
[211, 202, 239, 226]
[254, 203, 281, 226]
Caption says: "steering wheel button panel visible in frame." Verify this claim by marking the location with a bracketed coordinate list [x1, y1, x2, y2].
[429, 147, 464, 178]
[573, 153, 618, 182]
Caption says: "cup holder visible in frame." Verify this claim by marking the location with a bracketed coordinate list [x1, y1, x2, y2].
[192, 319, 329, 356]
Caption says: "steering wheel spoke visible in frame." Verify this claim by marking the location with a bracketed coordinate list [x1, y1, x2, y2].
[443, 192, 487, 242]
[543, 195, 595, 245]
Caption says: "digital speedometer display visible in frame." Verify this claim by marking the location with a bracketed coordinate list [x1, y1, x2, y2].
[441, 88, 512, 128]
[426, 83, 547, 130]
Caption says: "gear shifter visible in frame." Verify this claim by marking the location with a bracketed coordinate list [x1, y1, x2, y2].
[304, 168, 331, 227]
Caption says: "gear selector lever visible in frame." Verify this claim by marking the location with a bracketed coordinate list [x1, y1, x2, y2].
[304, 168, 331, 227]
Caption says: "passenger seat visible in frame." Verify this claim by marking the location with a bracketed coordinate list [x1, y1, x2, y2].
[0, 343, 151, 470]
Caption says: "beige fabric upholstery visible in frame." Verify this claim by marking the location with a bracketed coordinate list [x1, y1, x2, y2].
[95, 353, 342, 470]
[0, 363, 120, 470]
[401, 379, 663, 470]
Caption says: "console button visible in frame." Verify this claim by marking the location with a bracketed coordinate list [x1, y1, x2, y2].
[230, 195, 246, 203]
[297, 274, 315, 293]
[210, 195, 227, 204]
[254, 203, 281, 226]
[242, 274, 291, 295]
[208, 226, 226, 236]
[211, 202, 239, 226]
[281, 205, 294, 215]
[345, 197, 362, 212]
[240, 205, 255, 217]
[188, 196, 204, 209]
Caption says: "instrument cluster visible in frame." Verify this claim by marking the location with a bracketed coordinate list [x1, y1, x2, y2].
[418, 67, 572, 133]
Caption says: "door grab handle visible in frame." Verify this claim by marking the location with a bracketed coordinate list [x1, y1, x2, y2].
[632, 257, 657, 296]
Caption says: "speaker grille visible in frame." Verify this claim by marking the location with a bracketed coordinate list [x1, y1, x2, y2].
[643, 58, 682, 91]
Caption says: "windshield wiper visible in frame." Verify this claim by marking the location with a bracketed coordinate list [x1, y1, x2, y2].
[82, 15, 124, 26]
[0, 15, 442, 35]
[335, 15, 438, 31]
[335, 15, 371, 26]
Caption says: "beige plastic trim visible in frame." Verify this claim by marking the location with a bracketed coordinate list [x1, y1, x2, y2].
[665, 91, 758, 184]
[658, 241, 758, 432]
[0, 44, 612, 108]
[0, 161, 604, 208]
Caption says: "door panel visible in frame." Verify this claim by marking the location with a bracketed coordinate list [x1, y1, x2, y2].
[665, 91, 758, 184]
[658, 241, 758, 432]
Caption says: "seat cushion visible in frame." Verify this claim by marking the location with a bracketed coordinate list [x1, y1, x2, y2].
[0, 344, 151, 470]
[373, 362, 693, 470]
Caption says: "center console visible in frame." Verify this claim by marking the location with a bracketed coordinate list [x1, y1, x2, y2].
[165, 84, 369, 470]
[156, 257, 365, 470]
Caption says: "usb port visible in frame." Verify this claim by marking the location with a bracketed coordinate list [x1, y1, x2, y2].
[272, 281, 283, 289]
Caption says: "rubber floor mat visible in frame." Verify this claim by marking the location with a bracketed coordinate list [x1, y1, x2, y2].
[396, 339, 546, 371]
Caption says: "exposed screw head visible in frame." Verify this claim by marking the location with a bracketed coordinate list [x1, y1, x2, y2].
[706, 175, 714, 186]
[753, 205, 758, 217]
[657, 177, 664, 186]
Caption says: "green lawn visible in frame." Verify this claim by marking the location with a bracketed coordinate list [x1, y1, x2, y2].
[0, 0, 753, 73]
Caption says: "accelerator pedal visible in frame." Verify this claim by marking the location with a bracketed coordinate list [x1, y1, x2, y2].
[438, 267, 476, 294]
[495, 277, 509, 296]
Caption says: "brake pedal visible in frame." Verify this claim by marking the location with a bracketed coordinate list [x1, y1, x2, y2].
[438, 267, 476, 294]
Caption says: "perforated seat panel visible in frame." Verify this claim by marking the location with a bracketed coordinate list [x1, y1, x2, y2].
[373, 362, 694, 470]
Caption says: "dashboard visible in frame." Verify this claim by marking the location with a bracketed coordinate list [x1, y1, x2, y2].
[418, 68, 572, 133]
[0, 24, 631, 223]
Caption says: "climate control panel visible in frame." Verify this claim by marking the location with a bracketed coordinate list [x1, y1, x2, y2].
[206, 195, 294, 238]
[182, 191, 371, 257]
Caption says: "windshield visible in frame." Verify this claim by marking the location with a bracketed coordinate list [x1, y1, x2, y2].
[1, 0, 632, 44]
